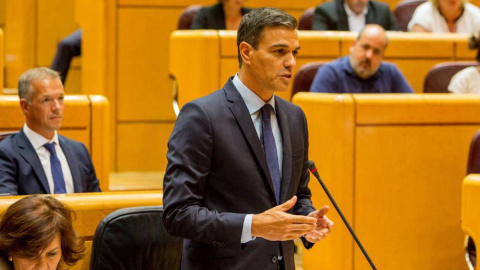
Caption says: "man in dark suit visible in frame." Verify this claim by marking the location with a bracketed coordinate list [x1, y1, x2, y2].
[163, 8, 334, 270]
[0, 67, 101, 195]
[312, 0, 399, 31]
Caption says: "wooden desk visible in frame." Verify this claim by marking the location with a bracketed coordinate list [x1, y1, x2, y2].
[293, 93, 479, 270]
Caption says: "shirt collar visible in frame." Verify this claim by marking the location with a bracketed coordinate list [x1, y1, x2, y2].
[232, 74, 276, 115]
[23, 123, 59, 150]
[344, 2, 368, 17]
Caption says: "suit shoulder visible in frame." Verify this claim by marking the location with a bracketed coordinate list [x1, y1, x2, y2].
[315, 1, 337, 13]
[58, 135, 88, 150]
[187, 88, 225, 108]
[276, 96, 304, 115]
[380, 61, 401, 72]
[179, 88, 227, 122]
[198, 3, 220, 13]
[0, 134, 14, 147]
[370, 0, 391, 10]
[0, 133, 20, 152]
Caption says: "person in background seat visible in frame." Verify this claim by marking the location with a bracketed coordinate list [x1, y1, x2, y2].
[190, 0, 251, 30]
[0, 67, 101, 195]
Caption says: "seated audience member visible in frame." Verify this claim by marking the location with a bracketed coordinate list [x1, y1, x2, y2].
[312, 0, 399, 31]
[311, 24, 413, 93]
[190, 0, 251, 30]
[449, 65, 480, 93]
[51, 29, 82, 84]
[408, 0, 480, 33]
[0, 67, 101, 195]
[448, 33, 480, 93]
[0, 195, 85, 270]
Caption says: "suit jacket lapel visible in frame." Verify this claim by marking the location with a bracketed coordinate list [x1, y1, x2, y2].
[59, 136, 82, 192]
[224, 80, 277, 204]
[337, 0, 350, 30]
[365, 2, 375, 24]
[275, 98, 293, 204]
[16, 130, 50, 193]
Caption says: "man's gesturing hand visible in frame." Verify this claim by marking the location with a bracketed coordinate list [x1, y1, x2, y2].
[304, 206, 334, 243]
[251, 196, 317, 241]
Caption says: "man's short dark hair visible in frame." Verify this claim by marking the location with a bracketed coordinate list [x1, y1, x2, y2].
[237, 7, 297, 67]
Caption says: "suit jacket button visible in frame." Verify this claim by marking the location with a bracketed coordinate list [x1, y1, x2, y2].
[271, 256, 278, 263]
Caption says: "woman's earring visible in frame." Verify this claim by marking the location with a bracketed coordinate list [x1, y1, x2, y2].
[8, 256, 12, 261]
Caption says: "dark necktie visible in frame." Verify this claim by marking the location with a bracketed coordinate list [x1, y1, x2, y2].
[44, 143, 67, 194]
[261, 104, 281, 204]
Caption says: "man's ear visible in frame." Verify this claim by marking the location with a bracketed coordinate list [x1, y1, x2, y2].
[239, 41, 253, 66]
[20, 99, 30, 116]
[349, 41, 356, 54]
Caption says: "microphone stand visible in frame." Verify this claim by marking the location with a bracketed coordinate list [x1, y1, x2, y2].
[307, 160, 377, 270]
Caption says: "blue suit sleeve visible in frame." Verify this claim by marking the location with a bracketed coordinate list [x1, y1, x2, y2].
[391, 65, 414, 93]
[0, 145, 19, 195]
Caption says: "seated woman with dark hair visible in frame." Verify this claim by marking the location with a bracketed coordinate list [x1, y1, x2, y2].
[190, 0, 251, 30]
[0, 195, 85, 270]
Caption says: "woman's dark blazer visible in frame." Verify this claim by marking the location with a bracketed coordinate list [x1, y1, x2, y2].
[190, 3, 252, 30]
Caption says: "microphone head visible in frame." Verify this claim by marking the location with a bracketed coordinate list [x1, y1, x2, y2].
[306, 160, 316, 171]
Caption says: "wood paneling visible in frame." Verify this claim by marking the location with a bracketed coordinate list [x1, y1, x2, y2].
[5, 0, 81, 91]
[294, 93, 480, 270]
[116, 122, 174, 171]
[117, 8, 179, 121]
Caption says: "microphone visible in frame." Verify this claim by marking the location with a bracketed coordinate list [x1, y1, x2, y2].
[307, 160, 377, 270]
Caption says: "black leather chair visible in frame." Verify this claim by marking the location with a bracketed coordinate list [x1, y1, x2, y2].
[298, 7, 315, 30]
[423, 62, 477, 93]
[291, 61, 326, 99]
[90, 206, 182, 270]
[177, 5, 202, 30]
[393, 0, 425, 31]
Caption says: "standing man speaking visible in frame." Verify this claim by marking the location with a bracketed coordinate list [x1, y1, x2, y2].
[163, 8, 334, 270]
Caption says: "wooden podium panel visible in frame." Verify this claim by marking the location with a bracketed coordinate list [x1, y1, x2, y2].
[293, 93, 479, 270]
